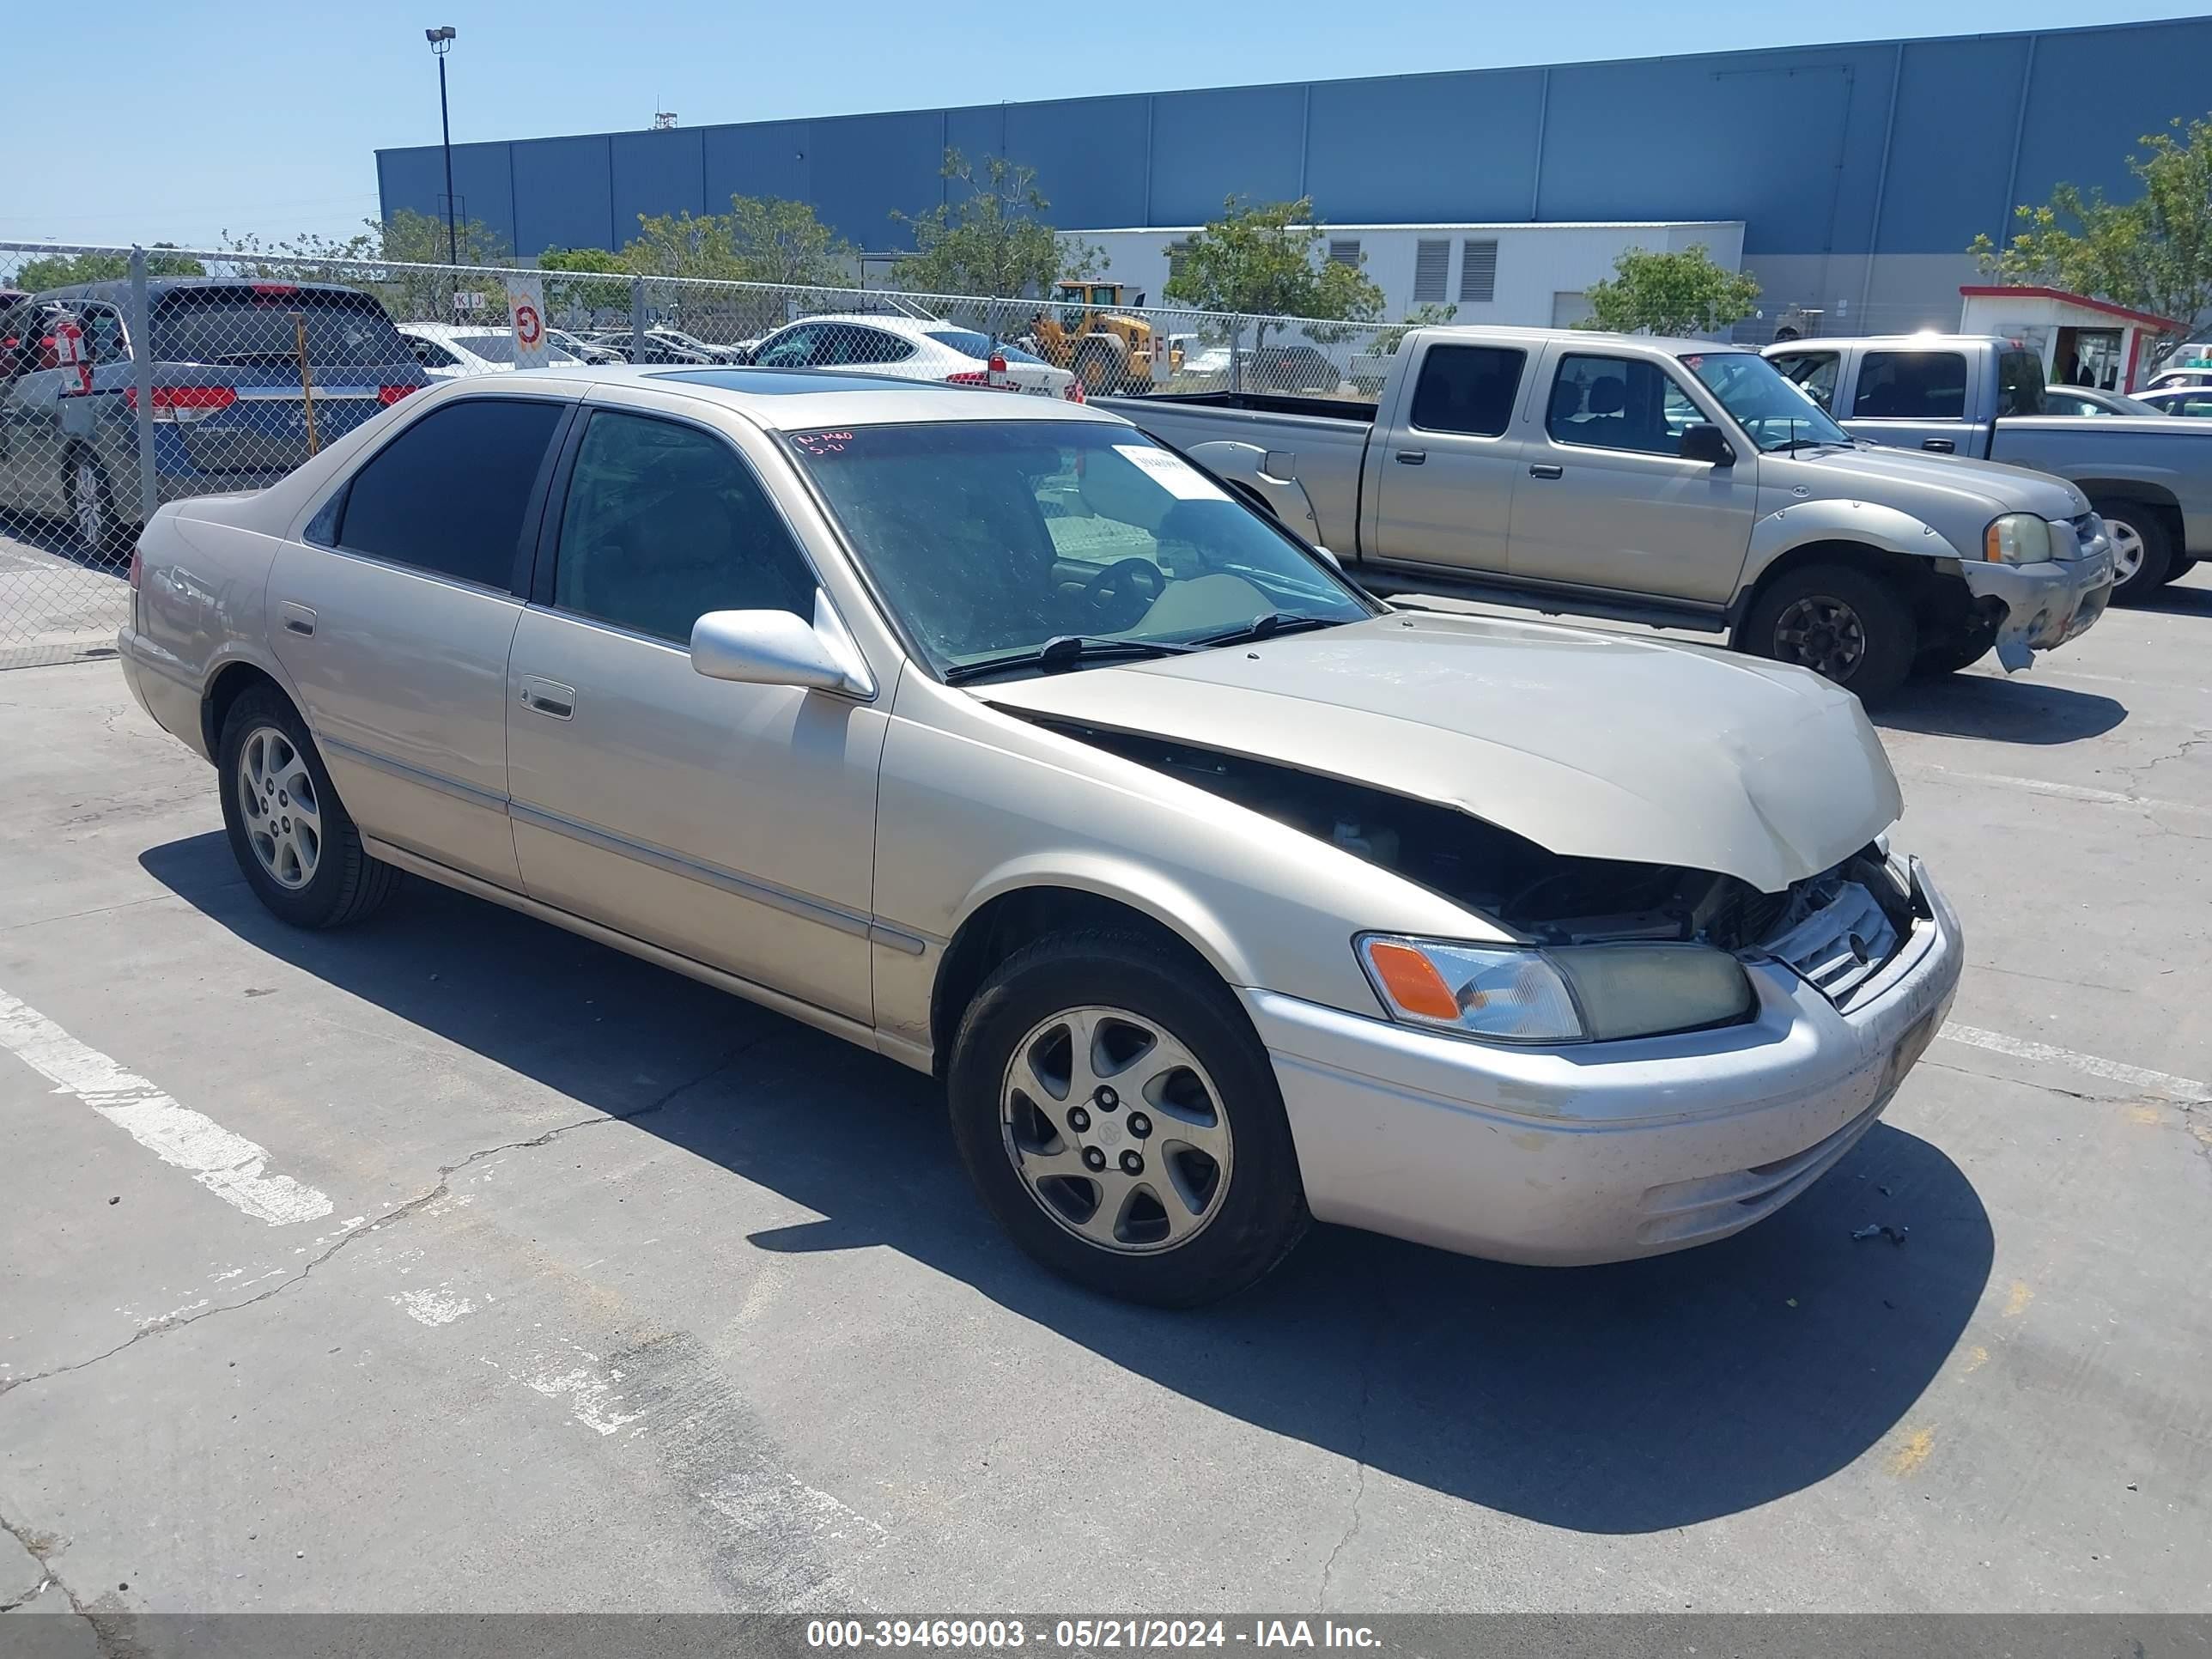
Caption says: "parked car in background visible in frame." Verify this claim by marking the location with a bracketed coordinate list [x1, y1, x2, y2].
[2043, 386, 2161, 417]
[744, 314, 1079, 399]
[398, 323, 584, 379]
[0, 278, 426, 554]
[1766, 334, 2212, 599]
[545, 327, 623, 365]
[118, 366, 1960, 1305]
[2136, 386, 2212, 420]
[1243, 343, 1352, 397]
[647, 325, 744, 364]
[1101, 326, 2112, 702]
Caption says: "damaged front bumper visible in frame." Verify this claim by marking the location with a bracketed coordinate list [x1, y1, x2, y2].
[1963, 544, 2114, 672]
[1246, 859, 1962, 1267]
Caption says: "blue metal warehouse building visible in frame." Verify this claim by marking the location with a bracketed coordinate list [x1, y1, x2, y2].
[377, 14, 2212, 336]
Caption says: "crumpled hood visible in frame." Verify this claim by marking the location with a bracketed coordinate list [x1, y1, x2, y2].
[982, 611, 1903, 893]
[1792, 442, 2089, 520]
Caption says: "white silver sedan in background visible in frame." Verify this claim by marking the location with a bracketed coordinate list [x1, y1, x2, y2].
[745, 314, 1080, 400]
[398, 322, 585, 379]
[117, 364, 1960, 1304]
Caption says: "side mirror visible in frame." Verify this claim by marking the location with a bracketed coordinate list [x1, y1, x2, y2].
[1680, 422, 1735, 466]
[690, 594, 873, 696]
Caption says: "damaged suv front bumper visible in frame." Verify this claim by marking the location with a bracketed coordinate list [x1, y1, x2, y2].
[1246, 859, 1962, 1267]
[1963, 542, 2115, 671]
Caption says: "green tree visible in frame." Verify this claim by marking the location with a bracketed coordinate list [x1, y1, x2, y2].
[1575, 243, 1760, 337]
[219, 211, 513, 321]
[538, 246, 632, 316]
[1373, 301, 1459, 354]
[619, 195, 854, 284]
[1970, 113, 2212, 334]
[15, 244, 204, 291]
[890, 150, 1104, 300]
[1162, 197, 1384, 344]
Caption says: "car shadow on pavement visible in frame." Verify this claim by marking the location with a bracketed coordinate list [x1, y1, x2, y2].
[2136, 580, 2212, 618]
[1873, 674, 2124, 745]
[144, 831, 1993, 1538]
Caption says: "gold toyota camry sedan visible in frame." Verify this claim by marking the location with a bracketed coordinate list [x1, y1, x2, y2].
[118, 366, 1960, 1304]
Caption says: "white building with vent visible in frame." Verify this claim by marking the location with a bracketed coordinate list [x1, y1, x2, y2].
[1068, 220, 1747, 331]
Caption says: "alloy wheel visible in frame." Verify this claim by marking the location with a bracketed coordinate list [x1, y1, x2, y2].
[1772, 593, 1867, 681]
[73, 460, 106, 552]
[1000, 1005, 1233, 1254]
[236, 726, 322, 890]
[2106, 518, 2145, 586]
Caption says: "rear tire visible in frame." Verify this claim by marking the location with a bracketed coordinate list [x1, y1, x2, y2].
[64, 452, 130, 562]
[1737, 563, 1917, 704]
[217, 686, 396, 929]
[2158, 551, 2197, 586]
[2098, 502, 2172, 603]
[947, 929, 1310, 1307]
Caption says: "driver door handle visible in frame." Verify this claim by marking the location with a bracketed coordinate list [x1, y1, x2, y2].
[519, 676, 574, 720]
[1921, 438, 1955, 453]
[1394, 449, 1426, 465]
[1529, 463, 1565, 479]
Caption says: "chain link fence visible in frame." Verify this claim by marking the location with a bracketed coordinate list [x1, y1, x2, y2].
[0, 239, 1413, 667]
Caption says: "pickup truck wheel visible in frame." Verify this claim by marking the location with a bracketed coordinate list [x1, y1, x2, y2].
[2162, 553, 2198, 585]
[217, 686, 397, 929]
[2097, 504, 2172, 602]
[947, 930, 1309, 1307]
[1739, 565, 1916, 703]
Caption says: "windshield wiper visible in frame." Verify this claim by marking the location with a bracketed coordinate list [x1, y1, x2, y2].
[943, 635, 1194, 684]
[1765, 435, 1843, 453]
[1188, 611, 1346, 649]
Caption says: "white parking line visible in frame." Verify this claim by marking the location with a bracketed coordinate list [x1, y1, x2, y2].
[0, 988, 334, 1225]
[1899, 763, 2210, 817]
[1939, 1022, 2210, 1103]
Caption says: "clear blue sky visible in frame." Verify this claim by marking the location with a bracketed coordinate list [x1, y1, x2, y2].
[3, 1, 2203, 252]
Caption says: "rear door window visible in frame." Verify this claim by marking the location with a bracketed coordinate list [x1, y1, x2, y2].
[336, 398, 566, 588]
[1407, 344, 1526, 436]
[1997, 349, 2046, 416]
[150, 287, 411, 369]
[1852, 351, 1967, 420]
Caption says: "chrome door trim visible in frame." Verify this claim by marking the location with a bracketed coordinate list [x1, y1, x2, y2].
[321, 735, 509, 811]
[508, 799, 925, 951]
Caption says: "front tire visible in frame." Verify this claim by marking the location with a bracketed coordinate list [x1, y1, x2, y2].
[217, 686, 396, 929]
[947, 931, 1309, 1306]
[1737, 564, 1917, 703]
[2098, 503, 2172, 603]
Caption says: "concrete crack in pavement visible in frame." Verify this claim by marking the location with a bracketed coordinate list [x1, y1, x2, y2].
[0, 1510, 122, 1659]
[1316, 1307, 1381, 1610]
[0, 1030, 778, 1401]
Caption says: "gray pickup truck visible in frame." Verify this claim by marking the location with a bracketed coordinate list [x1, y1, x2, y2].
[1097, 325, 2113, 702]
[1765, 333, 2211, 601]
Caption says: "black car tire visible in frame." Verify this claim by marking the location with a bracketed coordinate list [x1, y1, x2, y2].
[217, 685, 397, 930]
[947, 929, 1310, 1307]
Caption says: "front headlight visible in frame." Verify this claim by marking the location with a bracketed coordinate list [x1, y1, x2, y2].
[1984, 512, 2053, 563]
[1357, 935, 1756, 1045]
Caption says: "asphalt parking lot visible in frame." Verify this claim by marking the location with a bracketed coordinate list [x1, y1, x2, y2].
[1, 548, 2208, 1629]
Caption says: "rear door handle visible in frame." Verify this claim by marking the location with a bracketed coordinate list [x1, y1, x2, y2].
[1528, 463, 1565, 479]
[1394, 449, 1426, 465]
[1921, 438, 1955, 453]
[277, 600, 315, 637]
[519, 675, 575, 720]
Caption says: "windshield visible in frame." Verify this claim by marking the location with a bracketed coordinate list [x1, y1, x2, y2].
[924, 328, 1048, 366]
[789, 422, 1374, 677]
[1683, 351, 1852, 451]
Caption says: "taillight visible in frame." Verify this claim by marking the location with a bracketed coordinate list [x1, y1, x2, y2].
[379, 385, 419, 405]
[1064, 380, 1086, 404]
[125, 386, 238, 422]
[945, 371, 989, 386]
[128, 548, 142, 590]
[249, 282, 299, 297]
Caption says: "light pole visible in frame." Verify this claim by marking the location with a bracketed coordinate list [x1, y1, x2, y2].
[425, 27, 459, 267]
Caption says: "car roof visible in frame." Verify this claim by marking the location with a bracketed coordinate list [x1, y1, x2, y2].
[39, 276, 377, 304]
[1428, 323, 1753, 356]
[565, 364, 1122, 431]
[768, 313, 962, 339]
[1763, 334, 2017, 351]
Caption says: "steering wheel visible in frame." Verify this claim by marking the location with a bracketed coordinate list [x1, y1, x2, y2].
[1080, 557, 1167, 630]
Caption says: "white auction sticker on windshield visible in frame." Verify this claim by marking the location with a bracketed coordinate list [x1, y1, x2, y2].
[1114, 444, 1231, 502]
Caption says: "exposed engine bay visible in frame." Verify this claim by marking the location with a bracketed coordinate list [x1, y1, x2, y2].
[1036, 719, 1918, 967]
